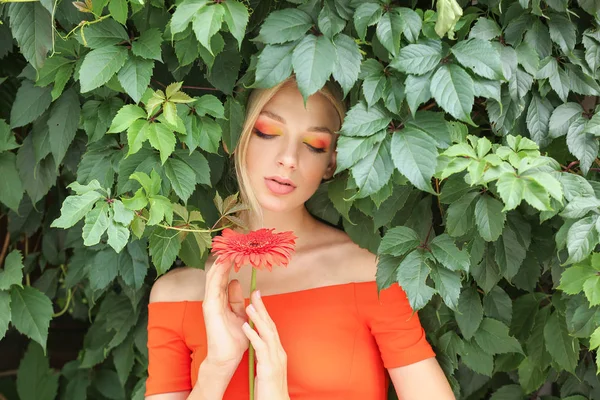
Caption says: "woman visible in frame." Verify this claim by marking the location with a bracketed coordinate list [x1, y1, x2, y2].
[145, 77, 455, 400]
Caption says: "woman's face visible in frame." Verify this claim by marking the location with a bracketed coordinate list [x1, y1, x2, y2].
[245, 83, 340, 213]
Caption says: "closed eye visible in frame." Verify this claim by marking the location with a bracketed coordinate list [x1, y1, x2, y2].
[305, 143, 326, 154]
[253, 129, 278, 139]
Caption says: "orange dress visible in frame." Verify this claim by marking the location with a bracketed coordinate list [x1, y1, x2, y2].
[145, 281, 435, 399]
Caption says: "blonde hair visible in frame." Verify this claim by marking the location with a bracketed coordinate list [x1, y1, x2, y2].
[233, 77, 346, 226]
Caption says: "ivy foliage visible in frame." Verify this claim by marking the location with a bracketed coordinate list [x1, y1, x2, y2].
[1, 0, 600, 398]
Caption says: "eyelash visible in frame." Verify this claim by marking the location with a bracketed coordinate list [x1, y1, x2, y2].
[252, 129, 327, 154]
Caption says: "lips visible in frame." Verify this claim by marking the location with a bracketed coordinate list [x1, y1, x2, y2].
[265, 176, 296, 195]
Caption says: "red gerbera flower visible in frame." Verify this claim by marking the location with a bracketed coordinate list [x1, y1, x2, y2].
[211, 228, 297, 272]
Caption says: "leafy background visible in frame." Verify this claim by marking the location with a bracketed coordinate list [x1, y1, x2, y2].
[1, 0, 600, 398]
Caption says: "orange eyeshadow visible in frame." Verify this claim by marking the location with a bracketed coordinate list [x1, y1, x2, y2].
[304, 136, 330, 150]
[255, 119, 283, 135]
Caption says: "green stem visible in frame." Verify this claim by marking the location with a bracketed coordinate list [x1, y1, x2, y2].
[249, 267, 256, 400]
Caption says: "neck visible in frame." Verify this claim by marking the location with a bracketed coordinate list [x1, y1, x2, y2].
[243, 205, 317, 248]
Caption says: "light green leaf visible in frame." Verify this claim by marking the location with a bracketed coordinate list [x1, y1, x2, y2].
[405, 71, 433, 115]
[430, 64, 475, 125]
[474, 318, 523, 354]
[395, 249, 436, 311]
[80, 18, 129, 49]
[335, 131, 385, 173]
[390, 43, 442, 75]
[395, 8, 421, 43]
[148, 123, 176, 164]
[351, 136, 393, 198]
[192, 3, 225, 55]
[451, 38, 504, 80]
[107, 217, 130, 253]
[435, 0, 463, 39]
[543, 311, 579, 373]
[131, 28, 163, 61]
[254, 42, 296, 89]
[566, 215, 599, 264]
[590, 326, 600, 350]
[378, 226, 420, 257]
[515, 42, 540, 76]
[496, 173, 525, 211]
[8, 3, 52, 70]
[549, 102, 583, 139]
[430, 234, 470, 272]
[109, 104, 147, 134]
[47, 87, 80, 166]
[0, 153, 24, 212]
[126, 120, 151, 157]
[10, 80, 52, 129]
[560, 196, 600, 219]
[149, 227, 181, 275]
[51, 190, 103, 229]
[117, 55, 154, 104]
[16, 342, 58, 400]
[10, 286, 53, 352]
[292, 34, 337, 102]
[583, 275, 600, 306]
[376, 10, 403, 56]
[109, 0, 128, 25]
[390, 127, 438, 193]
[353, 3, 382, 41]
[455, 287, 483, 340]
[170, 0, 209, 34]
[148, 195, 173, 226]
[474, 195, 506, 242]
[82, 202, 110, 246]
[567, 117, 598, 175]
[164, 158, 196, 202]
[0, 250, 24, 290]
[222, 0, 249, 49]
[332, 33, 362, 98]
[79, 46, 129, 93]
[112, 199, 134, 225]
[469, 18, 501, 41]
[430, 265, 461, 310]
[256, 8, 313, 44]
[339, 102, 392, 137]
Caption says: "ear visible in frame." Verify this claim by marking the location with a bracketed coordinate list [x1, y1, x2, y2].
[323, 150, 337, 180]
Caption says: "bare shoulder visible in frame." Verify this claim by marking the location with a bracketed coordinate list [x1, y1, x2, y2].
[313, 222, 378, 283]
[148, 259, 214, 303]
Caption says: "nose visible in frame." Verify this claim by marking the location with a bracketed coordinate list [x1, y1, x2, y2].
[276, 137, 298, 170]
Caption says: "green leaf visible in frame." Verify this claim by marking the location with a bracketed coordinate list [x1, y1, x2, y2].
[148, 195, 173, 226]
[164, 158, 196, 202]
[376, 254, 401, 291]
[16, 137, 58, 204]
[360, 60, 387, 107]
[395, 8, 421, 43]
[89, 248, 119, 291]
[378, 226, 420, 257]
[170, 0, 209, 34]
[459, 339, 493, 376]
[117, 55, 154, 104]
[351, 136, 393, 198]
[47, 87, 80, 166]
[390, 127, 438, 193]
[429, 234, 470, 272]
[79, 46, 129, 93]
[219, 96, 244, 154]
[109, 104, 146, 133]
[566, 215, 599, 264]
[559, 264, 596, 295]
[0, 120, 19, 152]
[222, 0, 248, 49]
[82, 202, 110, 246]
[474, 318, 523, 355]
[390, 43, 442, 75]
[455, 286, 483, 340]
[332, 33, 362, 98]
[317, 1, 345, 38]
[0, 152, 24, 212]
[376, 10, 403, 57]
[339, 102, 392, 137]
[0, 292, 10, 339]
[469, 18, 501, 41]
[560, 196, 600, 219]
[292, 34, 337, 102]
[256, 8, 313, 44]
[113, 336, 135, 386]
[395, 249, 436, 310]
[16, 342, 58, 400]
[51, 190, 103, 229]
[543, 311, 579, 373]
[335, 131, 385, 173]
[526, 93, 553, 147]
[254, 42, 295, 89]
[474, 195, 506, 242]
[472, 244, 502, 293]
[120, 240, 149, 289]
[567, 117, 598, 175]
[10, 80, 52, 129]
[451, 38, 504, 80]
[192, 3, 225, 55]
[149, 227, 182, 275]
[583, 275, 600, 306]
[495, 224, 527, 280]
[80, 18, 129, 49]
[405, 71, 433, 115]
[131, 28, 162, 61]
[590, 326, 600, 350]
[109, 0, 128, 25]
[490, 385, 524, 400]
[353, 3, 382, 41]
[483, 286, 512, 326]
[430, 64, 475, 125]
[112, 199, 134, 225]
[0, 250, 24, 290]
[430, 265, 461, 310]
[547, 13, 577, 53]
[107, 217, 130, 253]
[549, 103, 584, 139]
[8, 3, 52, 70]
[10, 286, 53, 352]
[446, 191, 478, 237]
[148, 123, 176, 164]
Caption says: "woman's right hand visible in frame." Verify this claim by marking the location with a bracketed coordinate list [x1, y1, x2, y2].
[201, 260, 249, 373]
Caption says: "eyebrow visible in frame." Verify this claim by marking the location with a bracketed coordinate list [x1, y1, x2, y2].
[259, 110, 334, 135]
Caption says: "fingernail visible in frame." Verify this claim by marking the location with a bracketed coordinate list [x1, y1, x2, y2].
[256, 290, 261, 299]
[242, 322, 250, 329]
[248, 304, 256, 314]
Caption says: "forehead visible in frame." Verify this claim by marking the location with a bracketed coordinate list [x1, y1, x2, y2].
[260, 83, 340, 131]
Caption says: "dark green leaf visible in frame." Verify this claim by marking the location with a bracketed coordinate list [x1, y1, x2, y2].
[474, 318, 523, 355]
[8, 3, 52, 70]
[131, 28, 163, 61]
[10, 286, 53, 352]
[149, 227, 182, 275]
[80, 18, 129, 49]
[47, 87, 80, 166]
[10, 80, 52, 129]
[543, 311, 579, 373]
[430, 64, 475, 125]
[118, 56, 154, 104]
[16, 342, 58, 400]
[390, 127, 438, 193]
[0, 152, 24, 212]
[378, 226, 420, 257]
[256, 8, 313, 44]
[292, 34, 336, 101]
[395, 249, 436, 310]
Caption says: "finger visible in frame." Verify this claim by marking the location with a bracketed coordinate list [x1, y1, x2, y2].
[228, 279, 246, 319]
[250, 291, 281, 342]
[242, 322, 266, 358]
[204, 259, 231, 302]
[246, 303, 280, 347]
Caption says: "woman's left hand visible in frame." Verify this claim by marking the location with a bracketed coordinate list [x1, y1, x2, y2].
[242, 290, 290, 400]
